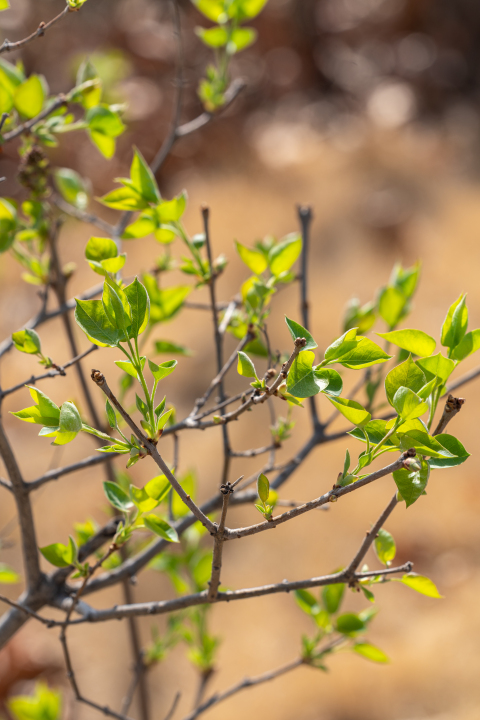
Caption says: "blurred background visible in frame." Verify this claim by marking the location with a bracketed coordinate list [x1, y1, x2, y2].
[2, 0, 480, 718]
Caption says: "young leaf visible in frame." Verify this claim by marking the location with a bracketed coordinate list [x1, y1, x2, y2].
[451, 328, 480, 361]
[378, 286, 406, 329]
[75, 298, 121, 347]
[124, 278, 150, 338]
[285, 316, 317, 352]
[235, 240, 268, 275]
[349, 419, 397, 449]
[103, 481, 134, 512]
[40, 536, 77, 568]
[332, 337, 391, 370]
[377, 329, 436, 357]
[237, 351, 257, 379]
[54, 168, 88, 210]
[154, 340, 193, 356]
[429, 433, 470, 469]
[148, 359, 177, 381]
[268, 233, 302, 276]
[394, 573, 442, 598]
[392, 387, 428, 421]
[144, 515, 179, 542]
[295, 589, 320, 615]
[352, 642, 389, 663]
[441, 294, 468, 349]
[322, 581, 345, 614]
[0, 563, 20, 584]
[384, 356, 426, 406]
[393, 457, 430, 508]
[335, 613, 365, 634]
[416, 353, 455, 384]
[115, 359, 140, 379]
[374, 528, 396, 566]
[59, 402, 82, 434]
[12, 328, 41, 355]
[257, 473, 270, 504]
[326, 397, 371, 427]
[105, 400, 117, 429]
[14, 75, 45, 118]
[130, 147, 161, 204]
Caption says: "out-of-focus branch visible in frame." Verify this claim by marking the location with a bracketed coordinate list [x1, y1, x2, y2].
[0, 5, 72, 55]
[28, 451, 118, 492]
[0, 345, 98, 400]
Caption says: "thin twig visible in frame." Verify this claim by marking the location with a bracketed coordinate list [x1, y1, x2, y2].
[0, 5, 72, 55]
[0, 345, 98, 399]
[181, 658, 303, 720]
[66, 563, 413, 624]
[28, 451, 117, 492]
[2, 94, 68, 142]
[207, 482, 233, 601]
[432, 395, 465, 436]
[53, 194, 115, 235]
[297, 205, 321, 432]
[90, 370, 216, 534]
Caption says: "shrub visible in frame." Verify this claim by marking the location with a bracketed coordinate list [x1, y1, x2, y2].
[0, 1, 476, 719]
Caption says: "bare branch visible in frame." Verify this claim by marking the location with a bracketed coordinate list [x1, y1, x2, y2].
[0, 345, 98, 400]
[28, 451, 118, 492]
[53, 194, 115, 235]
[225, 451, 415, 541]
[0, 5, 72, 55]
[2, 94, 68, 142]
[0, 421, 41, 588]
[433, 394, 465, 436]
[68, 563, 412, 624]
[181, 657, 303, 720]
[207, 482, 233, 601]
[345, 493, 398, 578]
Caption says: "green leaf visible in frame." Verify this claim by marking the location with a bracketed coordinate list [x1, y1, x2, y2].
[377, 329, 435, 357]
[441, 294, 468, 349]
[285, 316, 317, 352]
[335, 613, 365, 634]
[8, 681, 61, 720]
[257, 472, 270, 504]
[172, 471, 196, 518]
[115, 358, 143, 379]
[390, 261, 420, 299]
[451, 328, 480, 361]
[12, 328, 41, 355]
[314, 368, 343, 396]
[75, 298, 121, 347]
[268, 233, 302, 276]
[326, 396, 371, 427]
[322, 581, 345, 614]
[374, 528, 396, 566]
[87, 104, 125, 159]
[54, 168, 88, 210]
[105, 399, 116, 429]
[124, 277, 150, 338]
[0, 0, 10, 11]
[103, 481, 134, 511]
[191, 0, 227, 23]
[144, 515, 179, 542]
[233, 0, 268, 19]
[145, 474, 171, 503]
[384, 355, 426, 406]
[85, 236, 118, 262]
[59, 402, 82, 434]
[102, 281, 131, 336]
[40, 536, 76, 568]
[378, 286, 407, 329]
[154, 340, 192, 356]
[353, 642, 389, 663]
[148, 358, 177, 381]
[349, 419, 397, 449]
[235, 240, 268, 274]
[0, 563, 19, 583]
[237, 350, 257, 379]
[333, 337, 391, 370]
[395, 428, 454, 459]
[392, 386, 428, 421]
[196, 25, 228, 48]
[429, 433, 470, 469]
[286, 351, 319, 398]
[295, 589, 320, 615]
[156, 193, 186, 223]
[228, 27, 257, 52]
[393, 456, 430, 508]
[99, 186, 147, 210]
[130, 147, 160, 204]
[14, 75, 45, 118]
[122, 212, 156, 240]
[416, 353, 455, 384]
[395, 573, 442, 598]
[145, 279, 191, 324]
